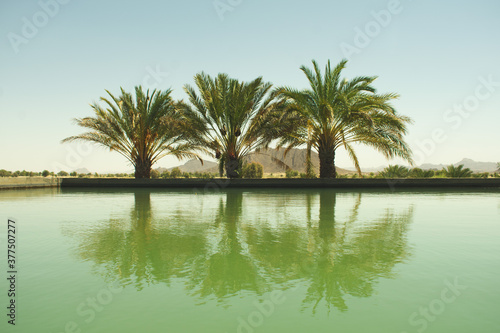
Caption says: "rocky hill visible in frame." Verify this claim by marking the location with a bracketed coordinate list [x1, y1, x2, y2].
[160, 148, 354, 175]
[420, 158, 498, 172]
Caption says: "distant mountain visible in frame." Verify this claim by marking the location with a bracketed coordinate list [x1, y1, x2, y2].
[161, 148, 354, 175]
[343, 165, 386, 173]
[245, 148, 353, 174]
[73, 168, 90, 174]
[163, 159, 218, 173]
[155, 159, 218, 174]
[420, 158, 498, 172]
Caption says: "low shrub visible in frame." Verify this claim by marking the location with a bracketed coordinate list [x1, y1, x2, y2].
[242, 163, 264, 179]
[170, 167, 182, 178]
[285, 169, 299, 178]
[379, 165, 410, 178]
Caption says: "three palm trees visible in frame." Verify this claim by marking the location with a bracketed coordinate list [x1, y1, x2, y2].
[64, 60, 413, 179]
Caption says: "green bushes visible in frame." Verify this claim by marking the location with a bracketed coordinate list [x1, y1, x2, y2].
[379, 165, 410, 178]
[1, 170, 44, 177]
[350, 173, 364, 179]
[472, 172, 490, 179]
[170, 167, 182, 178]
[150, 170, 160, 179]
[408, 168, 435, 178]
[108, 173, 132, 178]
[191, 172, 215, 179]
[158, 170, 214, 179]
[377, 164, 478, 178]
[0, 165, 494, 180]
[242, 163, 264, 179]
[441, 164, 473, 178]
[300, 172, 314, 178]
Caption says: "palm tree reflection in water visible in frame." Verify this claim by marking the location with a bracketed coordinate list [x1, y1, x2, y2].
[70, 189, 414, 312]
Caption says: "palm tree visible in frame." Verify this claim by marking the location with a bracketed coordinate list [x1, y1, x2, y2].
[409, 167, 435, 178]
[179, 73, 281, 178]
[442, 164, 473, 178]
[379, 165, 410, 178]
[62, 86, 200, 178]
[275, 59, 413, 178]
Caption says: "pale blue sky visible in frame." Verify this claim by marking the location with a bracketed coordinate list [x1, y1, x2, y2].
[1, 0, 499, 173]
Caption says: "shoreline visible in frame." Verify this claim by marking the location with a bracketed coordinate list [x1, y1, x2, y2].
[0, 177, 61, 190]
[59, 178, 500, 189]
[1, 177, 499, 190]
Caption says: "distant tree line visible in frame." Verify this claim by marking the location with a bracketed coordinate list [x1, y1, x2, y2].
[0, 169, 134, 178]
[377, 164, 491, 178]
[281, 164, 499, 179]
[0, 162, 265, 179]
[1, 162, 498, 179]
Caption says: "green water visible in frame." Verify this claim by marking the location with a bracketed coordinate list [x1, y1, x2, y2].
[1, 188, 499, 333]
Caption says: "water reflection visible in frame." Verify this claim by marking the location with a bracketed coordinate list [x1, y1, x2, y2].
[66, 189, 414, 312]
[188, 191, 268, 300]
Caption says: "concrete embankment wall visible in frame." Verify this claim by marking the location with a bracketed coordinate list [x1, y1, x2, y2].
[60, 178, 500, 189]
[0, 177, 61, 190]
[2, 177, 498, 190]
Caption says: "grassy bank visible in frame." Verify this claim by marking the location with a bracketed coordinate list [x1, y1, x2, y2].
[0, 177, 61, 190]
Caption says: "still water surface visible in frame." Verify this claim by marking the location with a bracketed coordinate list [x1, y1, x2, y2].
[1, 188, 499, 332]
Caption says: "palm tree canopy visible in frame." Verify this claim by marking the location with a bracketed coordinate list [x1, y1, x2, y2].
[442, 164, 473, 178]
[179, 73, 282, 177]
[62, 86, 200, 178]
[274, 59, 413, 177]
[380, 165, 410, 178]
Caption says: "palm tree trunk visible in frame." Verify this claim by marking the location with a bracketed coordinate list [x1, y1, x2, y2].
[318, 145, 336, 178]
[306, 142, 314, 177]
[319, 191, 336, 238]
[132, 190, 152, 230]
[225, 157, 240, 178]
[134, 159, 152, 179]
[218, 159, 225, 177]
